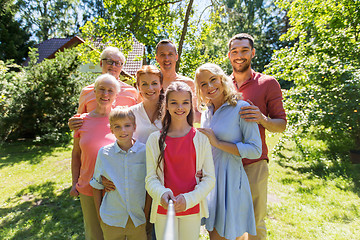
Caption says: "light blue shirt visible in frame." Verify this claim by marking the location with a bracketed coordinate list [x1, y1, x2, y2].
[201, 100, 261, 239]
[90, 140, 146, 228]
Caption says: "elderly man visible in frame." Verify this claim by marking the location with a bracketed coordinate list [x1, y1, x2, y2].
[229, 33, 287, 240]
[69, 46, 139, 130]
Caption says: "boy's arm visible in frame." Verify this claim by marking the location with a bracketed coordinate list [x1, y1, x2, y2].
[93, 188, 103, 221]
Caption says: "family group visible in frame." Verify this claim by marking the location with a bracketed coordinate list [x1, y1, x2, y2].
[68, 33, 287, 240]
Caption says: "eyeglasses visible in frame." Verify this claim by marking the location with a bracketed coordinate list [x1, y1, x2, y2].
[102, 58, 123, 67]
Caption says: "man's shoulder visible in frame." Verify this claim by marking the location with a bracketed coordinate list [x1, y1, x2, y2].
[176, 75, 194, 84]
[119, 80, 136, 90]
[253, 71, 277, 84]
[80, 84, 95, 94]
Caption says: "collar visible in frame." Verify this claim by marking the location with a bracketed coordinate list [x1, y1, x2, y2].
[113, 139, 142, 153]
[207, 101, 230, 112]
[231, 69, 255, 89]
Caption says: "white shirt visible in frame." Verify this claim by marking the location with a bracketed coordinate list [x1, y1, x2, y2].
[90, 140, 146, 227]
[130, 103, 162, 143]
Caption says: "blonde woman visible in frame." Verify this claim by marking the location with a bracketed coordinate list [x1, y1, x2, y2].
[195, 63, 262, 240]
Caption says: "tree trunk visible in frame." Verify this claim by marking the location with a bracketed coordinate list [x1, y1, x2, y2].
[175, 0, 194, 72]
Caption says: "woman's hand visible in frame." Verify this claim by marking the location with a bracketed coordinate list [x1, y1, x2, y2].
[101, 176, 116, 192]
[198, 128, 219, 147]
[174, 194, 186, 213]
[160, 191, 175, 209]
[69, 185, 79, 197]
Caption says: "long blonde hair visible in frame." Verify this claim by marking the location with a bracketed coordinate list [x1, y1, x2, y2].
[194, 63, 241, 111]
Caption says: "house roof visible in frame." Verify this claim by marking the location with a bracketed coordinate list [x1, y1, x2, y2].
[23, 36, 84, 65]
[24, 36, 145, 75]
[123, 38, 145, 75]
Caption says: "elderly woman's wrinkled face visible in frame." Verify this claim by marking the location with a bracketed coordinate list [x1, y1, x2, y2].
[94, 78, 118, 106]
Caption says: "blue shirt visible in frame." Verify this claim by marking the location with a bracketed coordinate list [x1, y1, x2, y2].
[90, 140, 146, 227]
[201, 100, 261, 239]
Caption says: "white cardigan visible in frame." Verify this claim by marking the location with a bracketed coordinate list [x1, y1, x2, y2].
[145, 130, 216, 223]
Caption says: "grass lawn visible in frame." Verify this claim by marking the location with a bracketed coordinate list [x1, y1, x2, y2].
[1, 134, 360, 239]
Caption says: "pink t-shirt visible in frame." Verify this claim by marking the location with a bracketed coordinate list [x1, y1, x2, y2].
[157, 127, 200, 216]
[77, 81, 139, 114]
[231, 70, 287, 165]
[74, 113, 116, 196]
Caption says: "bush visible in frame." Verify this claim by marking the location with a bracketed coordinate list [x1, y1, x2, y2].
[266, 0, 360, 162]
[0, 48, 94, 144]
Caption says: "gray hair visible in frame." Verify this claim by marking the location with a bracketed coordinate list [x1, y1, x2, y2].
[94, 73, 121, 93]
[100, 46, 126, 64]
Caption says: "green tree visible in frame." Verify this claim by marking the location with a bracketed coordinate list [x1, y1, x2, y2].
[16, 0, 82, 42]
[0, 48, 94, 143]
[0, 0, 34, 63]
[266, 0, 360, 158]
[200, 0, 292, 74]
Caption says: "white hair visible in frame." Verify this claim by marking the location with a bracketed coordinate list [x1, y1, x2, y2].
[100, 46, 126, 64]
[94, 73, 121, 93]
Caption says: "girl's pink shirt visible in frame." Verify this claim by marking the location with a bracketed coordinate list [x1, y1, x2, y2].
[74, 113, 116, 196]
[157, 127, 200, 216]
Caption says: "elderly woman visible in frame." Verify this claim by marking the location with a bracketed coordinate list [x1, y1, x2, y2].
[70, 73, 120, 240]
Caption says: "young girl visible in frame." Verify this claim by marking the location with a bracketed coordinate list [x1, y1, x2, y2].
[195, 63, 262, 240]
[145, 81, 216, 240]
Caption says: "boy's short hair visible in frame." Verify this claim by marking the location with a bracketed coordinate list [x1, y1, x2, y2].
[109, 106, 136, 125]
[228, 33, 255, 50]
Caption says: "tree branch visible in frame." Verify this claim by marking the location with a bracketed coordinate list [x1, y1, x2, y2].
[138, 0, 182, 15]
[176, 0, 194, 72]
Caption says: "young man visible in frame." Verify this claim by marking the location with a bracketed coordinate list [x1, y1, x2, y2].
[69, 47, 139, 130]
[228, 33, 287, 240]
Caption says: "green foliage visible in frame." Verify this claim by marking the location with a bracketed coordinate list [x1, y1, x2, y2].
[0, 48, 94, 144]
[199, 0, 292, 74]
[267, 0, 360, 159]
[81, 0, 179, 57]
[80, 0, 290, 77]
[0, 0, 34, 63]
[16, 0, 83, 42]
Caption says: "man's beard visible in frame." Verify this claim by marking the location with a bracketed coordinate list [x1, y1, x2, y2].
[232, 60, 251, 73]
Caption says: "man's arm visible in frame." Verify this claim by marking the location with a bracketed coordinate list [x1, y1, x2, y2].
[239, 100, 286, 133]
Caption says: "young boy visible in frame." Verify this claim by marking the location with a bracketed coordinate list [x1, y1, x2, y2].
[90, 107, 147, 240]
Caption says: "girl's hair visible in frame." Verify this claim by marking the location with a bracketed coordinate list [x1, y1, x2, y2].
[194, 63, 241, 111]
[156, 81, 194, 172]
[109, 106, 136, 125]
[136, 65, 164, 120]
[94, 73, 121, 93]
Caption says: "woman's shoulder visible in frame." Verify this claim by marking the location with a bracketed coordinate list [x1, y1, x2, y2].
[194, 128, 209, 141]
[235, 99, 250, 108]
[129, 102, 143, 111]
